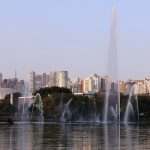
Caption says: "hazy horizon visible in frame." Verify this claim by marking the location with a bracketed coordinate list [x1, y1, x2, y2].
[0, 0, 150, 80]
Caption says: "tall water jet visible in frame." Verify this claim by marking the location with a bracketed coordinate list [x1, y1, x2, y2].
[103, 6, 120, 123]
[18, 81, 31, 121]
[61, 98, 73, 122]
[124, 84, 139, 123]
[22, 82, 28, 121]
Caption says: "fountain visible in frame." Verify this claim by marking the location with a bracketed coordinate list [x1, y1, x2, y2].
[103, 6, 120, 123]
[18, 97, 32, 121]
[16, 6, 138, 124]
[61, 98, 73, 122]
[124, 84, 139, 123]
[30, 93, 44, 122]
[17, 82, 44, 122]
[22, 82, 28, 121]
[17, 82, 32, 121]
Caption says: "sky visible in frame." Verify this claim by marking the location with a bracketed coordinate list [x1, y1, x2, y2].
[0, 0, 150, 80]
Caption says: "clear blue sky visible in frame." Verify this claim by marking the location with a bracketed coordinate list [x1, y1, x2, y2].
[0, 0, 150, 80]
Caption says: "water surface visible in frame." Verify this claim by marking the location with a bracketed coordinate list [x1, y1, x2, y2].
[0, 123, 150, 150]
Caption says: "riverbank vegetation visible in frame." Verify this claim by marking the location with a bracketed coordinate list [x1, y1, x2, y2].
[0, 87, 150, 122]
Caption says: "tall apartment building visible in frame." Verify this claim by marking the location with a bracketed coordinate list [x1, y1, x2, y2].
[49, 71, 58, 87]
[145, 78, 150, 94]
[92, 74, 101, 93]
[83, 78, 89, 93]
[134, 80, 146, 95]
[71, 78, 83, 93]
[58, 71, 68, 88]
[35, 75, 43, 90]
[17, 80, 25, 95]
[42, 73, 48, 87]
[29, 71, 69, 94]
[0, 76, 25, 99]
[1, 78, 18, 89]
[119, 81, 126, 94]
[83, 74, 101, 93]
[29, 71, 49, 94]
[29, 71, 36, 94]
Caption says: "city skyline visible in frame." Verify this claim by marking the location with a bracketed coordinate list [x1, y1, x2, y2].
[0, 1, 150, 80]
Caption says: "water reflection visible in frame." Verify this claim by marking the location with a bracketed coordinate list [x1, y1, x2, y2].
[103, 123, 120, 150]
[0, 123, 43, 150]
[0, 123, 150, 149]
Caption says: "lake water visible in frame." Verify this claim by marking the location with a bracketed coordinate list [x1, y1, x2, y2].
[0, 123, 150, 150]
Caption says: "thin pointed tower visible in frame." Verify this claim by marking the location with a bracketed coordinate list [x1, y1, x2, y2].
[103, 6, 120, 122]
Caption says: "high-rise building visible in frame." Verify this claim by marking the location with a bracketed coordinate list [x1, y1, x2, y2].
[92, 74, 101, 93]
[58, 71, 68, 88]
[42, 73, 48, 87]
[70, 78, 83, 93]
[134, 80, 146, 95]
[35, 75, 42, 90]
[101, 76, 108, 91]
[49, 71, 58, 87]
[119, 81, 126, 94]
[83, 74, 101, 93]
[29, 71, 50, 94]
[29, 71, 36, 94]
[145, 78, 150, 94]
[78, 80, 83, 93]
[83, 78, 89, 93]
[17, 80, 25, 96]
[0, 75, 25, 99]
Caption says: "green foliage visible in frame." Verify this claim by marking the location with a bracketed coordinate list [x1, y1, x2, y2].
[41, 93, 73, 120]
[33, 86, 72, 99]
[0, 102, 14, 114]
[0, 92, 21, 115]
[4, 92, 21, 103]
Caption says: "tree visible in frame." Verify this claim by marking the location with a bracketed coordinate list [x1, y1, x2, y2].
[33, 86, 72, 99]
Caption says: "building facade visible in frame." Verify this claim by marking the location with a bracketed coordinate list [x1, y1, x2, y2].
[58, 71, 68, 88]
[29, 71, 50, 94]
[83, 74, 101, 93]
[49, 71, 58, 87]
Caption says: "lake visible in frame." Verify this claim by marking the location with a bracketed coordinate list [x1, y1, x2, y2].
[0, 123, 149, 150]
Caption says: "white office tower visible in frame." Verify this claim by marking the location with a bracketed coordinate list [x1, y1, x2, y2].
[58, 71, 68, 88]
